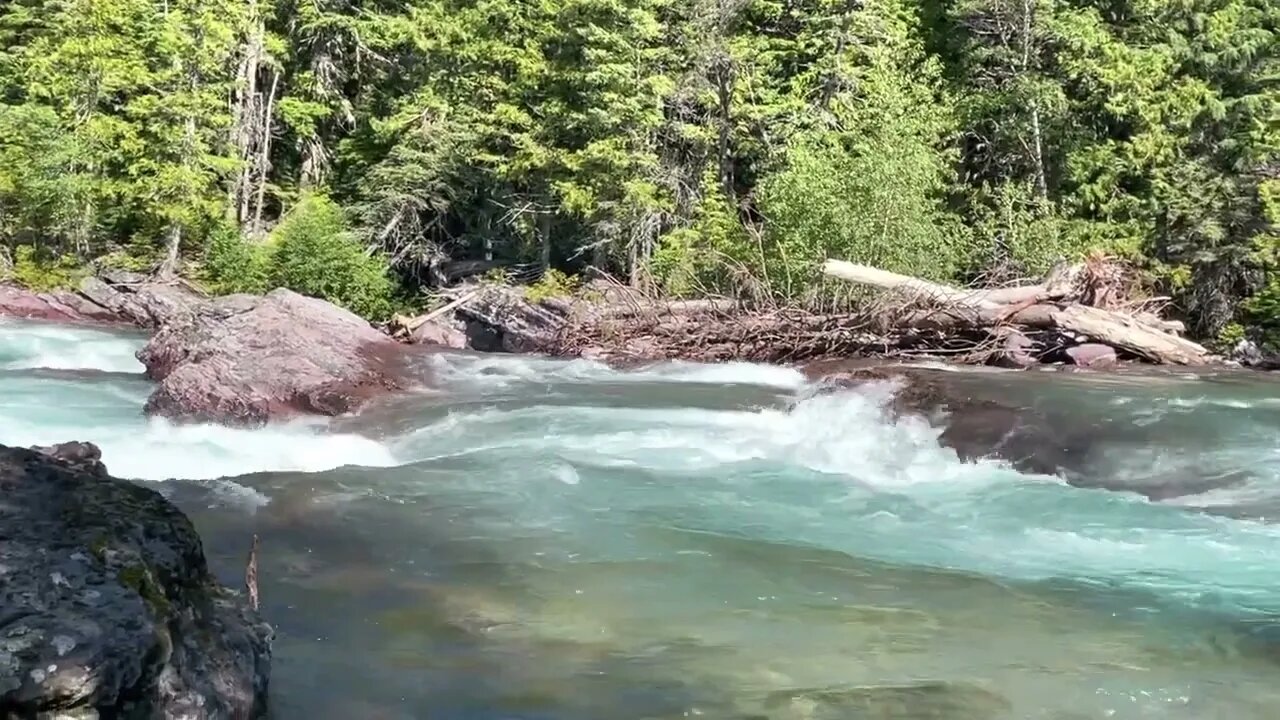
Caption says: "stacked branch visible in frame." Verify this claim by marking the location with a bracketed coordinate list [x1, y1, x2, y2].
[391, 256, 1212, 367]
[821, 259, 1209, 365]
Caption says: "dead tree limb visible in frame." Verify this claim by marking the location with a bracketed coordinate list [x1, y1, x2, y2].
[1051, 305, 1208, 365]
[823, 259, 1210, 366]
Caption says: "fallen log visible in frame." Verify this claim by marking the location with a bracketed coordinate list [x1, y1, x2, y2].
[823, 261, 1006, 310]
[895, 304, 1059, 332]
[823, 258, 1209, 366]
[821, 260, 1084, 310]
[391, 290, 480, 336]
[585, 298, 739, 320]
[1051, 305, 1208, 365]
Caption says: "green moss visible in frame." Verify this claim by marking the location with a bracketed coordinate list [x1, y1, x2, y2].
[89, 535, 111, 562]
[117, 563, 172, 618]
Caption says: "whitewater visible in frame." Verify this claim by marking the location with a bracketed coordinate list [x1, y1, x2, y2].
[5, 315, 1280, 719]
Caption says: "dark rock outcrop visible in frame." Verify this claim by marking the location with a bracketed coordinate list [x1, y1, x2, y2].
[456, 286, 566, 353]
[138, 288, 406, 425]
[0, 442, 271, 719]
[1229, 338, 1280, 370]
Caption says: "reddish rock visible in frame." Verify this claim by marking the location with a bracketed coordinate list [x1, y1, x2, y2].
[410, 317, 468, 348]
[0, 285, 80, 322]
[0, 282, 140, 326]
[138, 288, 406, 425]
[46, 289, 133, 324]
[1065, 343, 1118, 368]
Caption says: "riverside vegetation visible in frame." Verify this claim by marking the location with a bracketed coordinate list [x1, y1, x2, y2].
[0, 0, 1276, 350]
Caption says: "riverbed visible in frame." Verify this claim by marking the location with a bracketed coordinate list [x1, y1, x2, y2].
[4, 317, 1280, 719]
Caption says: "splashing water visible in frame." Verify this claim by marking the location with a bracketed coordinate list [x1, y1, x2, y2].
[6, 319, 1280, 719]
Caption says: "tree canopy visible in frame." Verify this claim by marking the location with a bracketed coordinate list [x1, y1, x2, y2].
[0, 0, 1275, 343]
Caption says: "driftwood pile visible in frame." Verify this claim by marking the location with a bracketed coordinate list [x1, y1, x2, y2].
[392, 256, 1212, 367]
[819, 258, 1209, 366]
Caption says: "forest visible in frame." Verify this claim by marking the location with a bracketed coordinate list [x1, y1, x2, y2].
[0, 0, 1276, 348]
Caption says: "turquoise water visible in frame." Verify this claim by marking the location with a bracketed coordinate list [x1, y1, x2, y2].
[5, 317, 1280, 719]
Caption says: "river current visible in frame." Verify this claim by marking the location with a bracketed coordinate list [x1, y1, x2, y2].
[5, 317, 1280, 719]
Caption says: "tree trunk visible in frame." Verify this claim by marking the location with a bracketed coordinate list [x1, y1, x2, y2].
[158, 224, 182, 280]
[823, 258, 1209, 365]
[713, 54, 735, 200]
[1020, 0, 1048, 200]
[822, 260, 1008, 310]
[231, 11, 264, 226]
[539, 206, 553, 271]
[250, 69, 280, 238]
[1051, 305, 1208, 365]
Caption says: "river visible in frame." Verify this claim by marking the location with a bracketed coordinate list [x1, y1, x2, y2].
[5, 317, 1280, 719]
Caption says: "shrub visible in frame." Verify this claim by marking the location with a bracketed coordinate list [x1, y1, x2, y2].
[202, 224, 271, 295]
[269, 194, 396, 320]
[11, 244, 84, 291]
[524, 268, 580, 302]
[96, 249, 156, 274]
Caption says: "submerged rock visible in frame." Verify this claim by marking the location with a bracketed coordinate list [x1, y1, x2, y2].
[0, 442, 271, 718]
[138, 288, 406, 425]
[763, 681, 1011, 720]
[817, 366, 1090, 477]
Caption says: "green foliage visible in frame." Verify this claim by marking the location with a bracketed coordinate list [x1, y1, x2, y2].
[524, 269, 581, 302]
[202, 225, 271, 295]
[11, 244, 84, 291]
[269, 195, 396, 320]
[0, 0, 1273, 341]
[650, 171, 752, 297]
[95, 249, 156, 274]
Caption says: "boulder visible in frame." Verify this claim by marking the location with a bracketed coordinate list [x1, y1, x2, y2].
[410, 317, 468, 349]
[45, 289, 130, 325]
[816, 366, 1092, 477]
[1229, 338, 1280, 370]
[77, 276, 157, 327]
[1, 272, 209, 329]
[0, 285, 81, 323]
[456, 286, 565, 353]
[0, 442, 271, 718]
[138, 288, 406, 425]
[1065, 343, 1118, 368]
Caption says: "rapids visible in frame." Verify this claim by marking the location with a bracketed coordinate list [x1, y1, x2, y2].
[4, 315, 1280, 719]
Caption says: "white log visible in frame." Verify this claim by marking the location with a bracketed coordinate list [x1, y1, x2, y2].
[1051, 305, 1209, 365]
[822, 260, 1005, 310]
[394, 290, 480, 335]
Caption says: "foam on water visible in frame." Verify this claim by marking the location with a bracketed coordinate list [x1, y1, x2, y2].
[0, 321, 397, 481]
[0, 317, 146, 373]
[426, 351, 808, 391]
[6, 318, 1280, 620]
[12, 318, 1280, 718]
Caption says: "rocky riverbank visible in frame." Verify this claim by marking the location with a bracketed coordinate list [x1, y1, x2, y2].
[0, 264, 1273, 430]
[0, 442, 271, 718]
[0, 275, 413, 425]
